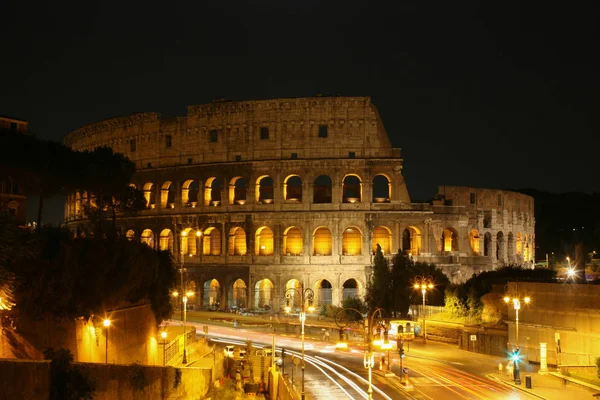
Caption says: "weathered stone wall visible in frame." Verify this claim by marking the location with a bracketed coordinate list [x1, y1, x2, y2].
[0, 359, 50, 400]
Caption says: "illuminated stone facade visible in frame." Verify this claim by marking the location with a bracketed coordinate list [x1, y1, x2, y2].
[63, 97, 535, 310]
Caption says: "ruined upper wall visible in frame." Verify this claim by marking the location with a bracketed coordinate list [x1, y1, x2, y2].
[436, 186, 534, 214]
[64, 97, 399, 168]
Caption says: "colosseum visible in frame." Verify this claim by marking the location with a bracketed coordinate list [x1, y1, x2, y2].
[63, 97, 535, 311]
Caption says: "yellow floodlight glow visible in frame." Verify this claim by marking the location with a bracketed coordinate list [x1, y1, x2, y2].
[172, 291, 179, 297]
[413, 283, 420, 289]
[185, 291, 195, 297]
[181, 230, 187, 237]
[308, 305, 316, 312]
[372, 339, 383, 347]
[103, 319, 111, 327]
[381, 342, 393, 350]
[336, 342, 348, 349]
[284, 306, 291, 313]
[504, 296, 510, 303]
[196, 231, 201, 237]
[524, 297, 531, 304]
[428, 283, 434, 289]
[161, 331, 167, 339]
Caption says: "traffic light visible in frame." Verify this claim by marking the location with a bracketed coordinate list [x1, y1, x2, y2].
[400, 347, 405, 359]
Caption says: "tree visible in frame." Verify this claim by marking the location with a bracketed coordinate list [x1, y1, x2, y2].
[366, 244, 392, 312]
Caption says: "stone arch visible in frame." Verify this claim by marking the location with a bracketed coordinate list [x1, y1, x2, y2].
[229, 278, 247, 309]
[372, 226, 392, 254]
[442, 227, 459, 252]
[126, 229, 135, 242]
[160, 181, 175, 208]
[516, 232, 523, 255]
[496, 231, 505, 262]
[523, 234, 530, 262]
[283, 175, 302, 202]
[507, 232, 515, 263]
[313, 227, 332, 256]
[313, 175, 332, 203]
[181, 180, 199, 206]
[229, 176, 248, 205]
[203, 227, 221, 255]
[342, 174, 362, 203]
[204, 177, 222, 206]
[255, 175, 274, 203]
[141, 229, 154, 248]
[402, 226, 422, 255]
[372, 174, 391, 202]
[203, 279, 221, 310]
[314, 279, 333, 307]
[285, 279, 303, 309]
[159, 229, 174, 253]
[143, 182, 155, 208]
[484, 232, 492, 257]
[255, 226, 274, 255]
[342, 226, 362, 256]
[342, 278, 361, 300]
[75, 191, 81, 215]
[181, 228, 192, 255]
[254, 279, 274, 309]
[228, 227, 247, 256]
[283, 226, 303, 256]
[469, 229, 480, 255]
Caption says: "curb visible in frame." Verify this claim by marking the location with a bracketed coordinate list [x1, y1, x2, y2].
[485, 374, 548, 400]
[547, 372, 600, 392]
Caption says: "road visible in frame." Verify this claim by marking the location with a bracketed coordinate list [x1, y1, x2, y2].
[178, 318, 536, 400]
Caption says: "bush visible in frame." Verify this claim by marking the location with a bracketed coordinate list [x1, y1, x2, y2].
[481, 293, 503, 324]
[596, 356, 600, 378]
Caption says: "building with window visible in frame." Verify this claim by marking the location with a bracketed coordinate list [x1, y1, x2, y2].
[63, 97, 535, 311]
[0, 115, 29, 225]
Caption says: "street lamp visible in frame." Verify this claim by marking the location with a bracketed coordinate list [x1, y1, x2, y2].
[103, 318, 111, 364]
[335, 307, 387, 400]
[504, 294, 530, 385]
[284, 282, 315, 400]
[413, 275, 434, 342]
[161, 331, 167, 366]
[173, 290, 195, 364]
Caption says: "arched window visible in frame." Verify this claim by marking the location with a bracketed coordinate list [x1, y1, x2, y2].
[228, 227, 247, 256]
[285, 279, 302, 309]
[160, 181, 175, 208]
[203, 279, 221, 309]
[230, 279, 247, 309]
[314, 279, 333, 306]
[372, 174, 391, 202]
[254, 279, 274, 309]
[342, 227, 362, 256]
[126, 229, 135, 242]
[255, 176, 274, 204]
[203, 227, 222, 255]
[284, 175, 302, 202]
[372, 226, 392, 254]
[496, 231, 505, 261]
[159, 229, 174, 253]
[229, 177, 247, 205]
[402, 226, 421, 255]
[313, 227, 332, 256]
[342, 279, 360, 300]
[204, 177, 222, 206]
[255, 226, 274, 255]
[507, 232, 515, 261]
[141, 229, 154, 248]
[143, 183, 155, 208]
[484, 232, 492, 257]
[283, 226, 303, 256]
[516, 232, 523, 255]
[469, 229, 480, 255]
[182, 180, 199, 206]
[313, 175, 332, 203]
[442, 228, 458, 252]
[342, 175, 362, 203]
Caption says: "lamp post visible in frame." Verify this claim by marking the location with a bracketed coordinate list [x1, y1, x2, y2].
[504, 295, 530, 385]
[103, 319, 111, 364]
[284, 282, 315, 400]
[413, 276, 434, 342]
[161, 331, 167, 366]
[173, 289, 195, 364]
[335, 307, 387, 400]
[176, 230, 197, 364]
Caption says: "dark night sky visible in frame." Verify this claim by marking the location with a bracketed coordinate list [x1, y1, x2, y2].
[2, 1, 598, 224]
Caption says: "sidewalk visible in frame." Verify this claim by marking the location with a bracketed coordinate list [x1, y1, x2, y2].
[486, 367, 600, 400]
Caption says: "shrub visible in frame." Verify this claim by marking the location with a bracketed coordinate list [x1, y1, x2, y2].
[596, 356, 600, 379]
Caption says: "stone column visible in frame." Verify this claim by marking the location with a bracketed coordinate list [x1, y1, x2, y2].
[539, 342, 548, 374]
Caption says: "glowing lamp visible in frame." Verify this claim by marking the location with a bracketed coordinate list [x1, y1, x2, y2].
[186, 291, 195, 297]
[372, 339, 383, 347]
[336, 342, 348, 349]
[413, 283, 420, 289]
[196, 231, 201, 237]
[504, 296, 510, 303]
[161, 331, 167, 339]
[103, 319, 111, 327]
[524, 297, 531, 304]
[284, 306, 291, 313]
[172, 291, 179, 297]
[308, 305, 316, 312]
[181, 231, 187, 237]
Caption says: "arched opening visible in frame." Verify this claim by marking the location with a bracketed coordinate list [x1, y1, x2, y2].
[283, 226, 303, 256]
[342, 227, 362, 256]
[228, 227, 247, 256]
[75, 191, 81, 215]
[204, 177, 222, 206]
[254, 279, 274, 310]
[484, 232, 492, 257]
[203, 279, 221, 310]
[181, 180, 199, 206]
[342, 175, 362, 203]
[159, 229, 174, 253]
[313, 175, 332, 203]
[516, 232, 523, 255]
[181, 228, 192, 255]
[314, 279, 333, 307]
[285, 279, 302, 309]
[255, 226, 274, 256]
[126, 229, 135, 242]
[229, 177, 247, 205]
[143, 182, 155, 208]
[372, 226, 392, 254]
[402, 226, 421, 255]
[507, 232, 515, 261]
[469, 229, 480, 255]
[141, 229, 154, 248]
[284, 175, 302, 202]
[496, 231, 505, 261]
[160, 181, 176, 208]
[523, 234, 530, 262]
[313, 227, 332, 256]
[342, 278, 360, 300]
[372, 174, 391, 202]
[203, 227, 222, 255]
[255, 176, 274, 204]
[230, 279, 247, 309]
[442, 228, 458, 252]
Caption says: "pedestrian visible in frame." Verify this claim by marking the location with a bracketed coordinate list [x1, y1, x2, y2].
[325, 330, 330, 341]
[235, 370, 242, 390]
[498, 362, 503, 375]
